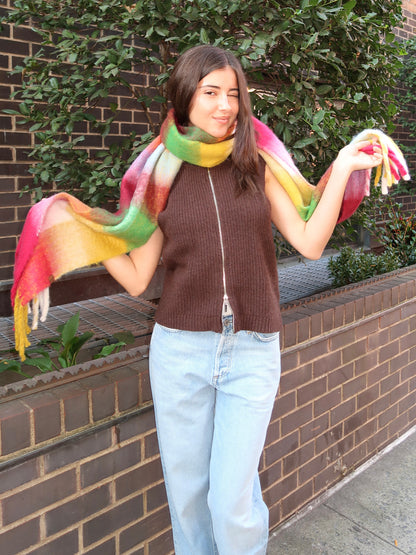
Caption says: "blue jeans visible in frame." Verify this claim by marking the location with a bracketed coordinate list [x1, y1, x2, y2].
[149, 318, 281, 555]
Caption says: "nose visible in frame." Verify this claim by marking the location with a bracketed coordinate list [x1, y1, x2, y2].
[218, 93, 231, 111]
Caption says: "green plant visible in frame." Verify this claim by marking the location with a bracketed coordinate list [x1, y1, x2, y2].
[328, 246, 401, 288]
[2, 0, 405, 207]
[0, 312, 134, 378]
[376, 199, 416, 267]
[397, 36, 416, 185]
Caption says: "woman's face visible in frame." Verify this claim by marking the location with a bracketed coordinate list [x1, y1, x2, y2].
[188, 66, 239, 138]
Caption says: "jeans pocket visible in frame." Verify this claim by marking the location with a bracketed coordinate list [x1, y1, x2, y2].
[157, 323, 183, 334]
[250, 331, 280, 343]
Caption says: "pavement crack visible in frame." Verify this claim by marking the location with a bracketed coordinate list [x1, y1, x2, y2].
[322, 503, 408, 554]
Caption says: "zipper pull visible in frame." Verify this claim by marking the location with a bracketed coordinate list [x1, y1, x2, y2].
[222, 295, 233, 317]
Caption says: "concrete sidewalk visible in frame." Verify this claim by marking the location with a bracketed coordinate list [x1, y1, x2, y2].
[267, 427, 416, 555]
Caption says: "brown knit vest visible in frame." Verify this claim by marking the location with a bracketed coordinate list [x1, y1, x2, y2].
[155, 158, 283, 333]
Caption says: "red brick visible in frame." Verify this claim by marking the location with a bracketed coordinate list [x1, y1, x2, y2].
[398, 391, 416, 415]
[355, 319, 379, 340]
[279, 365, 312, 395]
[400, 329, 416, 351]
[44, 427, 112, 473]
[0, 400, 31, 456]
[298, 451, 328, 484]
[390, 382, 410, 405]
[80, 374, 116, 422]
[120, 505, 171, 553]
[366, 427, 389, 455]
[83, 494, 144, 547]
[272, 390, 294, 420]
[300, 413, 329, 444]
[357, 384, 379, 410]
[354, 351, 378, 375]
[378, 404, 398, 428]
[390, 352, 409, 373]
[343, 408, 368, 436]
[379, 339, 400, 364]
[342, 374, 366, 400]
[112, 366, 140, 412]
[0, 518, 40, 555]
[354, 418, 377, 445]
[23, 392, 61, 444]
[264, 472, 297, 506]
[388, 412, 409, 437]
[281, 480, 313, 519]
[342, 338, 367, 364]
[313, 388, 342, 418]
[368, 328, 389, 350]
[330, 397, 356, 426]
[367, 360, 389, 387]
[117, 407, 156, 443]
[314, 462, 341, 493]
[83, 538, 117, 555]
[148, 528, 174, 555]
[283, 441, 314, 476]
[299, 340, 328, 365]
[315, 423, 343, 454]
[260, 459, 282, 490]
[312, 350, 342, 379]
[81, 440, 142, 488]
[342, 442, 368, 470]
[28, 529, 79, 554]
[390, 319, 409, 340]
[379, 308, 402, 329]
[146, 482, 169, 513]
[265, 430, 298, 468]
[115, 459, 163, 500]
[0, 459, 39, 495]
[2, 469, 77, 525]
[281, 404, 313, 436]
[145, 430, 160, 460]
[61, 383, 90, 432]
[280, 349, 298, 372]
[328, 363, 354, 389]
[297, 376, 327, 406]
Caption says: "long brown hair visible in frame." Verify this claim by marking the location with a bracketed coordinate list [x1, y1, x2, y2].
[167, 45, 260, 193]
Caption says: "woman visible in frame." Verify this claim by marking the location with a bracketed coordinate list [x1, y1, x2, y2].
[103, 45, 382, 555]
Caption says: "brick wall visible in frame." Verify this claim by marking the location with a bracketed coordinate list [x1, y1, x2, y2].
[1, 2, 416, 289]
[394, 1, 416, 182]
[0, 0, 156, 287]
[0, 269, 415, 554]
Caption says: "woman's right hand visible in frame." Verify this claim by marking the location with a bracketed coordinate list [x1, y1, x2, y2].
[102, 227, 164, 296]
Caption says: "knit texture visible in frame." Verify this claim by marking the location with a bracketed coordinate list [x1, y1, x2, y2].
[11, 110, 410, 359]
[156, 159, 282, 333]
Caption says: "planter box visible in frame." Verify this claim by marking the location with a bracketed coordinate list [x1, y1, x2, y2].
[0, 267, 415, 553]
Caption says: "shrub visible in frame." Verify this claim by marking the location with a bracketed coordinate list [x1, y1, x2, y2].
[2, 0, 405, 205]
[328, 246, 401, 288]
[377, 200, 416, 268]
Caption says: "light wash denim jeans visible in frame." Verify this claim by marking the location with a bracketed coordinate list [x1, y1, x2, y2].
[149, 317, 281, 555]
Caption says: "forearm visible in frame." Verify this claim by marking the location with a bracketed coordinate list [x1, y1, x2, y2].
[266, 139, 382, 260]
[102, 228, 164, 296]
[301, 161, 352, 258]
[103, 254, 146, 296]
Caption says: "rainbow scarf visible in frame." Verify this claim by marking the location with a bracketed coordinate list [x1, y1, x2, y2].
[12, 110, 409, 359]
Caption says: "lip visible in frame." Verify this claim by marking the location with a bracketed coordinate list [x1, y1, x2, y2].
[213, 117, 230, 125]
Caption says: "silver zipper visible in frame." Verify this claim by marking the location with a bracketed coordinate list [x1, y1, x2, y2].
[207, 168, 233, 317]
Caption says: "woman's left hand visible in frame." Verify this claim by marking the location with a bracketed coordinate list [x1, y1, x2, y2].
[334, 139, 383, 173]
